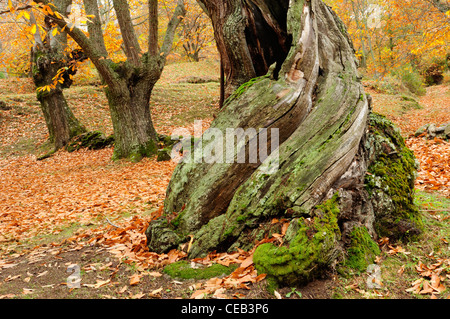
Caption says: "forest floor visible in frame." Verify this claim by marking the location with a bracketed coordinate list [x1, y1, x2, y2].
[0, 60, 449, 300]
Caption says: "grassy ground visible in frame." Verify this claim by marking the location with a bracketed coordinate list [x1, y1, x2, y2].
[0, 60, 449, 300]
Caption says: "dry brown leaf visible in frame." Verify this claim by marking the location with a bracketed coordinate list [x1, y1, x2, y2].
[274, 291, 282, 299]
[94, 279, 111, 289]
[129, 274, 141, 286]
[191, 289, 208, 299]
[131, 293, 146, 299]
[148, 271, 162, 277]
[345, 283, 359, 290]
[4, 275, 21, 282]
[118, 286, 128, 294]
[240, 255, 253, 269]
[22, 288, 34, 295]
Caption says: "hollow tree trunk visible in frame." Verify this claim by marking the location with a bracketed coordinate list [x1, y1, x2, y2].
[198, 0, 291, 99]
[146, 0, 421, 286]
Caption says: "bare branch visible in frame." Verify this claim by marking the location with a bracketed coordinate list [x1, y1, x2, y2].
[0, 5, 32, 15]
[148, 0, 158, 56]
[160, 0, 186, 59]
[83, 0, 108, 57]
[111, 0, 141, 66]
[34, 0, 116, 87]
[426, 0, 450, 13]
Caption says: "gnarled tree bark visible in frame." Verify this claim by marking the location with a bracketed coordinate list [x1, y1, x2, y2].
[146, 0, 421, 287]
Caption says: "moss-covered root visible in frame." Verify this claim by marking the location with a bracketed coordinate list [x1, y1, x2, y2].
[66, 131, 114, 153]
[253, 194, 342, 288]
[163, 261, 238, 280]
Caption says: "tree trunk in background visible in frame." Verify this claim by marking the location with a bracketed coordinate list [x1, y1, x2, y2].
[32, 55, 86, 150]
[104, 59, 162, 162]
[38, 0, 186, 161]
[146, 0, 422, 287]
[31, 0, 86, 150]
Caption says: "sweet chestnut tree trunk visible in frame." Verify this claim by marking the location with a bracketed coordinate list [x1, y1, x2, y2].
[30, 0, 86, 151]
[146, 0, 422, 287]
[37, 0, 185, 161]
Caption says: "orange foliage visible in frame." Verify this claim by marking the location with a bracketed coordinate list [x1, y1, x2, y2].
[325, 0, 450, 76]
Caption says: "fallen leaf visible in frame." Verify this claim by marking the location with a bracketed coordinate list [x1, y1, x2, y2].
[129, 274, 141, 286]
[213, 288, 228, 299]
[94, 279, 111, 289]
[240, 255, 253, 269]
[345, 283, 359, 290]
[191, 289, 208, 299]
[22, 288, 34, 295]
[4, 275, 21, 282]
[148, 287, 163, 298]
[148, 271, 162, 277]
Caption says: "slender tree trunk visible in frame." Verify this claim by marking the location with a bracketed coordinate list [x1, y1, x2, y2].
[147, 0, 421, 287]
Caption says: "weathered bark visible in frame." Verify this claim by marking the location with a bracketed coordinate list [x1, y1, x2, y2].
[147, 0, 422, 287]
[30, 1, 86, 150]
[105, 59, 162, 161]
[197, 0, 291, 99]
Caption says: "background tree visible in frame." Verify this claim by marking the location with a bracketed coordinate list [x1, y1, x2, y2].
[146, 0, 422, 287]
[325, 0, 449, 86]
[177, 0, 214, 62]
[34, 0, 186, 161]
[2, 0, 87, 151]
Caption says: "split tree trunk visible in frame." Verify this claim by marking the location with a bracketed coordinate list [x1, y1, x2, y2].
[146, 0, 421, 286]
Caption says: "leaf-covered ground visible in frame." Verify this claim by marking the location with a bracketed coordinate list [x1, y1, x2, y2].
[0, 61, 449, 299]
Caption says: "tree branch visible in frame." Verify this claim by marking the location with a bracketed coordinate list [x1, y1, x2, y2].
[111, 0, 141, 66]
[83, 0, 108, 57]
[34, 0, 116, 87]
[160, 0, 186, 59]
[0, 5, 32, 15]
[148, 0, 158, 56]
[426, 0, 450, 13]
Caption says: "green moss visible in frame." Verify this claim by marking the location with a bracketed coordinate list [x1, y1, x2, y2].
[66, 131, 114, 153]
[344, 226, 380, 272]
[163, 261, 238, 280]
[365, 113, 423, 240]
[253, 193, 341, 288]
[112, 139, 158, 162]
[226, 75, 270, 103]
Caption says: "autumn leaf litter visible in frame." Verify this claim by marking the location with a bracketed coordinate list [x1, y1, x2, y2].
[0, 73, 449, 299]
